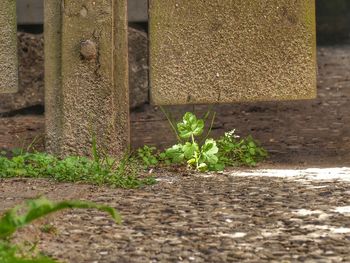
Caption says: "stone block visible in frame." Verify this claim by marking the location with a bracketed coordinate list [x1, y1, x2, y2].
[0, 29, 147, 114]
[45, 0, 129, 157]
[149, 0, 317, 105]
[0, 0, 18, 94]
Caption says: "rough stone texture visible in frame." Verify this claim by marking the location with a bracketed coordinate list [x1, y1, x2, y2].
[149, 0, 317, 105]
[0, 0, 18, 94]
[0, 29, 147, 114]
[45, 0, 129, 158]
[0, 33, 44, 113]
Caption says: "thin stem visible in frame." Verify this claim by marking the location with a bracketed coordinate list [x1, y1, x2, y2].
[200, 111, 217, 144]
[159, 106, 182, 143]
[202, 105, 214, 121]
[191, 134, 201, 170]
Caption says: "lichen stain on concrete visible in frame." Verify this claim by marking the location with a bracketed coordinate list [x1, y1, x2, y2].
[0, 0, 18, 94]
[149, 0, 317, 105]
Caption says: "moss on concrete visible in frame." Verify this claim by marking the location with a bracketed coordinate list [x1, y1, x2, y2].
[149, 0, 317, 105]
[0, 0, 18, 94]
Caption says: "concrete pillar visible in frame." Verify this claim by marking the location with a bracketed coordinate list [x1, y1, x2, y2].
[45, 0, 129, 158]
[0, 0, 18, 94]
[149, 0, 317, 105]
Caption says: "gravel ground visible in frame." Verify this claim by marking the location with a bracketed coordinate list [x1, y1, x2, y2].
[1, 44, 350, 263]
[1, 170, 349, 263]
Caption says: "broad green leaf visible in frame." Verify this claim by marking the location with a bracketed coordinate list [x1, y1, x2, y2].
[0, 198, 121, 239]
[182, 142, 199, 159]
[177, 112, 204, 139]
[165, 144, 185, 163]
[200, 139, 219, 165]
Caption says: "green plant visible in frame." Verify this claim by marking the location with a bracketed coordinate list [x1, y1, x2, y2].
[0, 151, 156, 189]
[0, 198, 120, 263]
[217, 130, 267, 167]
[162, 112, 223, 171]
[137, 111, 267, 172]
[137, 146, 159, 168]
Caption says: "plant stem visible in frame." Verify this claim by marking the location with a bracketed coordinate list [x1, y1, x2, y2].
[160, 106, 182, 143]
[200, 111, 217, 144]
[191, 134, 200, 170]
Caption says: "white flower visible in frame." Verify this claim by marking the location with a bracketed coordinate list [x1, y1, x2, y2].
[225, 129, 240, 139]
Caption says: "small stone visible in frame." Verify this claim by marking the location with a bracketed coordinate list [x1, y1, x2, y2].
[80, 40, 97, 61]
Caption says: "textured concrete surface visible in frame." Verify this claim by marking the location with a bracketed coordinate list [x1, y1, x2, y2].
[17, 0, 147, 24]
[149, 0, 317, 105]
[45, 0, 129, 158]
[1, 175, 349, 262]
[0, 0, 18, 94]
[0, 29, 147, 113]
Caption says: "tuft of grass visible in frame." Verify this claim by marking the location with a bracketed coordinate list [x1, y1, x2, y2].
[0, 151, 156, 189]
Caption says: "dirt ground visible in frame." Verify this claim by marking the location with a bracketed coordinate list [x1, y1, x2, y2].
[1, 46, 350, 262]
[1, 174, 349, 263]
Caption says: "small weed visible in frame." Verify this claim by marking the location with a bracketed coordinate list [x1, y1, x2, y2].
[137, 111, 267, 172]
[0, 197, 120, 263]
[217, 130, 267, 167]
[137, 146, 159, 168]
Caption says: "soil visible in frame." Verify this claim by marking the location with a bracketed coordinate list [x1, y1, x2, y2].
[1, 46, 350, 262]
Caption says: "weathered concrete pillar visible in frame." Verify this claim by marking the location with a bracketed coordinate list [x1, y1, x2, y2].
[0, 0, 18, 94]
[45, 0, 129, 157]
[149, 0, 316, 105]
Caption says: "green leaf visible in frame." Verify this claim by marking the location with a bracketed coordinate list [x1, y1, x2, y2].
[165, 144, 185, 163]
[177, 112, 204, 139]
[249, 148, 256, 155]
[209, 162, 226, 172]
[0, 198, 121, 239]
[197, 163, 208, 172]
[182, 142, 199, 159]
[200, 139, 219, 165]
[187, 158, 196, 166]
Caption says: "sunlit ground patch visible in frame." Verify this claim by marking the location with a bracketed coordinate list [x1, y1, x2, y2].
[228, 167, 350, 182]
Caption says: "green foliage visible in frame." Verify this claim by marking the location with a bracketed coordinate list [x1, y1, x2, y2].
[217, 131, 268, 167]
[137, 146, 159, 168]
[0, 198, 120, 263]
[164, 144, 185, 164]
[137, 112, 267, 172]
[0, 198, 121, 239]
[0, 151, 155, 189]
[177, 112, 205, 139]
[0, 242, 56, 263]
